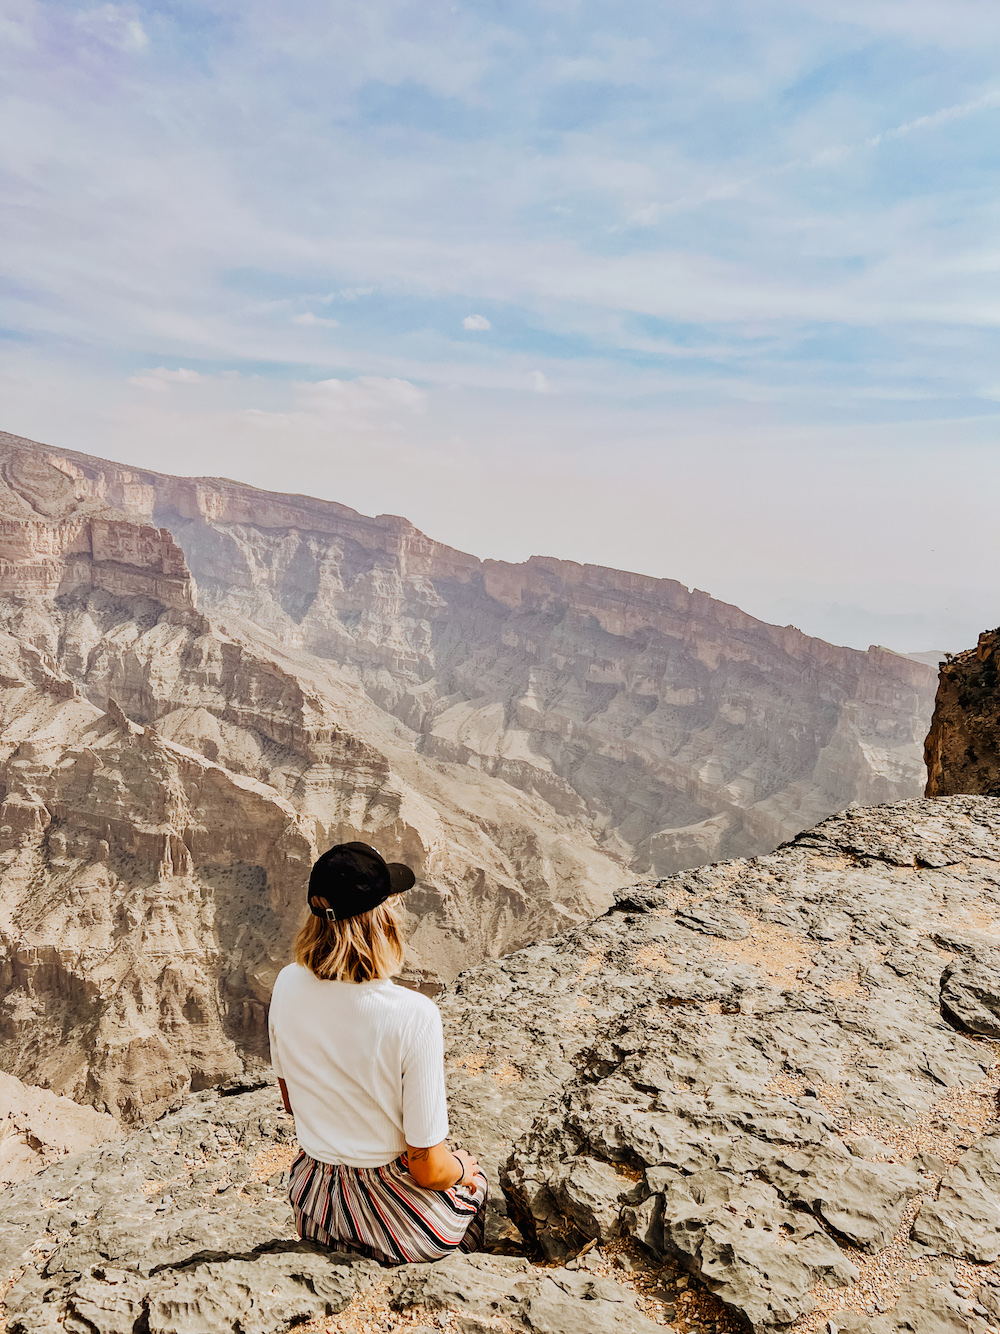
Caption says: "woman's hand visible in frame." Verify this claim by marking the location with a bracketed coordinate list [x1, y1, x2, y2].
[406, 1140, 482, 1192]
[451, 1148, 480, 1191]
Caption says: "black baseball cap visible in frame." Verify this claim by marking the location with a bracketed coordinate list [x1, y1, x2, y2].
[308, 842, 416, 923]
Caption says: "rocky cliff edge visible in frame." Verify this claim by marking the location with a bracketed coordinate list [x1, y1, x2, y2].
[2, 796, 999, 1334]
[926, 631, 1000, 799]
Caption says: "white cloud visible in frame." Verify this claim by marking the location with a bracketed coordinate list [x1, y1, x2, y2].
[290, 375, 426, 428]
[617, 88, 1000, 232]
[3, 0, 1000, 634]
[871, 88, 1000, 144]
[127, 367, 204, 392]
[293, 312, 340, 327]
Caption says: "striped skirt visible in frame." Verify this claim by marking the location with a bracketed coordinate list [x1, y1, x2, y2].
[288, 1149, 489, 1265]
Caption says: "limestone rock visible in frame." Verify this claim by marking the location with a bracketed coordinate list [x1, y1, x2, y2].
[0, 1084, 661, 1334]
[0, 1072, 120, 1184]
[658, 1169, 857, 1328]
[891, 1277, 992, 1334]
[3, 798, 1000, 1332]
[457, 798, 1000, 1327]
[8, 1245, 368, 1334]
[911, 1131, 1000, 1262]
[674, 904, 750, 939]
[760, 1143, 923, 1251]
[0, 447, 193, 610]
[0, 633, 315, 1120]
[847, 1271, 994, 1334]
[940, 955, 1000, 1038]
[389, 1252, 663, 1333]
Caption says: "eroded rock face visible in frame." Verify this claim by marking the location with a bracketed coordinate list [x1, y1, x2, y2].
[911, 1132, 1000, 1263]
[0, 447, 192, 610]
[926, 629, 1000, 799]
[0, 439, 623, 1116]
[0, 430, 936, 880]
[0, 634, 312, 1119]
[940, 954, 1000, 1038]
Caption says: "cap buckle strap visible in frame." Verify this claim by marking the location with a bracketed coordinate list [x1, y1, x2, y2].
[323, 907, 337, 923]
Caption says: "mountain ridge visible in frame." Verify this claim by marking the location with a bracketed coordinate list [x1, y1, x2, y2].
[0, 428, 929, 667]
[0, 428, 937, 1122]
[0, 428, 936, 878]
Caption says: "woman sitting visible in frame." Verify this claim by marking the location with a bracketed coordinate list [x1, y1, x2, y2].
[268, 842, 487, 1264]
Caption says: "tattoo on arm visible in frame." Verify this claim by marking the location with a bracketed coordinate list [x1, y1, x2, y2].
[409, 1146, 430, 1161]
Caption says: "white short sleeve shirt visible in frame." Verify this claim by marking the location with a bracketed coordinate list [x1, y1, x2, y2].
[268, 964, 450, 1168]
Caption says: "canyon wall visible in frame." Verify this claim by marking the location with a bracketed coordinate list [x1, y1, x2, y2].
[0, 438, 623, 1116]
[926, 629, 1000, 798]
[1, 431, 936, 876]
[0, 429, 939, 1119]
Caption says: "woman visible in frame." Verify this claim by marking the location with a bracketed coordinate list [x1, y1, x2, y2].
[268, 842, 487, 1264]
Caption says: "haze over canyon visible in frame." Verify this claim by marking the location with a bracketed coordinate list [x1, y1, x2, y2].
[0, 429, 936, 1120]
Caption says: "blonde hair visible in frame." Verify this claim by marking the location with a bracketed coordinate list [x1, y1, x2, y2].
[295, 898, 404, 982]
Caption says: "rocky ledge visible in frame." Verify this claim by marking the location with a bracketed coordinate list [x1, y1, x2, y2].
[2, 796, 1000, 1334]
[0, 1080, 665, 1334]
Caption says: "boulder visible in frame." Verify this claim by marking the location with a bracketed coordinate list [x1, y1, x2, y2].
[658, 1170, 857, 1327]
[940, 955, 1000, 1038]
[760, 1143, 923, 1251]
[389, 1252, 664, 1334]
[911, 1131, 1000, 1262]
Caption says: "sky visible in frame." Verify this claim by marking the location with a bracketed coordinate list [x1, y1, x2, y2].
[1, 0, 999, 652]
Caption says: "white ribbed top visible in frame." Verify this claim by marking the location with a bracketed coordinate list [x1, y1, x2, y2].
[268, 965, 450, 1168]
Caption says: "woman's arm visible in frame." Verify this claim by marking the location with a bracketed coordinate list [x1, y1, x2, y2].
[279, 1076, 478, 1191]
[405, 1141, 480, 1191]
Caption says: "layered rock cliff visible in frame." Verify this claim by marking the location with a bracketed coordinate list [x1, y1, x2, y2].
[2, 797, 999, 1334]
[0, 428, 941, 1121]
[0, 440, 620, 1119]
[0, 429, 935, 877]
[926, 629, 1000, 798]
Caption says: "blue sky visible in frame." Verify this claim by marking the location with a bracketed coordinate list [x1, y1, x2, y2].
[1, 0, 998, 650]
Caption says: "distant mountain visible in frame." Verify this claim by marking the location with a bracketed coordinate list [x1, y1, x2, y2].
[0, 430, 936, 1118]
[905, 649, 949, 668]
